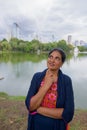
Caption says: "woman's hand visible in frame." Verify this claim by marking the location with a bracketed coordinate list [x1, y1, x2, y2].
[43, 70, 57, 90]
[29, 70, 58, 112]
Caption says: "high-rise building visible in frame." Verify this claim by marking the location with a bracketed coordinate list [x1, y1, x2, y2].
[74, 40, 79, 46]
[67, 35, 72, 44]
[13, 23, 20, 39]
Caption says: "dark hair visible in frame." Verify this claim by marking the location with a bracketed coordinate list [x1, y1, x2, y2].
[48, 48, 66, 63]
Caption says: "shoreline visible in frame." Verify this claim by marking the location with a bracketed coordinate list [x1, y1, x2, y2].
[0, 92, 87, 130]
[0, 92, 87, 110]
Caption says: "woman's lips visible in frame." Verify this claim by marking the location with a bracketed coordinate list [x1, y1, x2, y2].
[48, 62, 55, 67]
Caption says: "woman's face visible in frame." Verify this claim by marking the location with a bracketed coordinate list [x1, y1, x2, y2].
[47, 51, 63, 71]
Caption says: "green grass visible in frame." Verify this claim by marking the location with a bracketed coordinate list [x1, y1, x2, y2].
[9, 95, 25, 101]
[0, 92, 25, 101]
[0, 92, 9, 98]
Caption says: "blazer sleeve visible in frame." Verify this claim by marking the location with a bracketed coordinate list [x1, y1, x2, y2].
[62, 76, 74, 123]
[25, 73, 38, 111]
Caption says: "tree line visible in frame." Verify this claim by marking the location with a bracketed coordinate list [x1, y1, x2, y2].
[0, 38, 74, 53]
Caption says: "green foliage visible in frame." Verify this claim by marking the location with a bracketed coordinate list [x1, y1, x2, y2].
[9, 38, 19, 51]
[1, 38, 7, 42]
[78, 46, 87, 52]
[0, 92, 25, 101]
[0, 52, 47, 63]
[0, 92, 9, 99]
[0, 40, 11, 51]
[9, 96, 25, 101]
[0, 38, 75, 53]
[56, 40, 73, 52]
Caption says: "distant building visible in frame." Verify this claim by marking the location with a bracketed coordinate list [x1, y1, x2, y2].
[12, 23, 20, 39]
[74, 40, 87, 47]
[80, 40, 85, 46]
[67, 35, 72, 44]
[74, 40, 80, 46]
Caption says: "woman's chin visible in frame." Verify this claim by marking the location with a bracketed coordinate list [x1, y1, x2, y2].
[48, 67, 55, 71]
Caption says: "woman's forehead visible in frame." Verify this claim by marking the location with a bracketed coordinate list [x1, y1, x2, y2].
[50, 51, 61, 56]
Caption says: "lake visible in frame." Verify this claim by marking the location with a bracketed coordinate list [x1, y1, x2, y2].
[0, 52, 87, 109]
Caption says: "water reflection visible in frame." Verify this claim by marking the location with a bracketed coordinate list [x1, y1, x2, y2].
[62, 53, 87, 109]
[0, 52, 87, 109]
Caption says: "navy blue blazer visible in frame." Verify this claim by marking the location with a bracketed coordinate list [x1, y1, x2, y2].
[25, 69, 74, 130]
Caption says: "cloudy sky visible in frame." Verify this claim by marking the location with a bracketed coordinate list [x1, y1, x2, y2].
[0, 0, 87, 42]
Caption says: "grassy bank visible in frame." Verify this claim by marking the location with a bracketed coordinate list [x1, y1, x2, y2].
[0, 92, 25, 100]
[0, 92, 87, 130]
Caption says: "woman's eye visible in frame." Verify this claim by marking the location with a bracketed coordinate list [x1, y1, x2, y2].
[48, 55, 53, 59]
[56, 57, 60, 60]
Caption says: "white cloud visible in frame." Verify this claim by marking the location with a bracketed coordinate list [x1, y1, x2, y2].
[0, 0, 87, 42]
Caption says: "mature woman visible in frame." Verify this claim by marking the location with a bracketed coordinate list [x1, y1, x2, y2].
[25, 48, 74, 130]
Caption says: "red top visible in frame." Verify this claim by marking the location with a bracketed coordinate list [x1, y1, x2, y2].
[40, 80, 58, 108]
